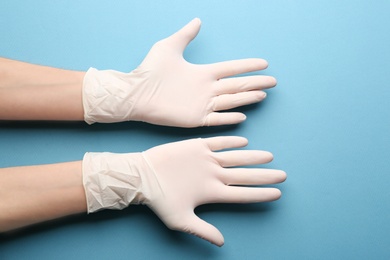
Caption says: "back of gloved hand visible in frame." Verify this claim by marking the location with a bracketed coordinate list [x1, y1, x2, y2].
[82, 136, 286, 246]
[83, 18, 276, 127]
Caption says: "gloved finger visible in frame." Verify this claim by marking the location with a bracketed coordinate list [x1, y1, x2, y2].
[221, 168, 287, 185]
[204, 58, 268, 79]
[165, 18, 201, 53]
[204, 112, 247, 126]
[217, 186, 282, 203]
[213, 91, 266, 111]
[204, 136, 248, 151]
[215, 75, 277, 95]
[214, 150, 273, 167]
[183, 214, 225, 247]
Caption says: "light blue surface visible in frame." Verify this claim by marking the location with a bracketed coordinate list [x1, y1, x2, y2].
[1, 1, 389, 259]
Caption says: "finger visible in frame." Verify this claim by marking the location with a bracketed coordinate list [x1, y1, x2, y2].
[221, 169, 287, 185]
[165, 18, 201, 53]
[204, 58, 268, 79]
[214, 150, 273, 167]
[215, 75, 277, 95]
[218, 186, 282, 203]
[204, 136, 248, 151]
[204, 112, 247, 126]
[213, 91, 266, 111]
[184, 214, 224, 247]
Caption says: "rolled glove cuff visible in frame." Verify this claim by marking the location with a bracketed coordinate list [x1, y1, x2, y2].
[82, 68, 137, 124]
[82, 152, 161, 213]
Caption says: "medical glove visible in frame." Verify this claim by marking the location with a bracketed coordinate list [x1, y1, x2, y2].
[82, 136, 286, 246]
[82, 18, 276, 127]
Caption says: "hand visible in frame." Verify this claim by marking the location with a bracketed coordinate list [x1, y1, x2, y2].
[82, 137, 286, 246]
[83, 18, 277, 127]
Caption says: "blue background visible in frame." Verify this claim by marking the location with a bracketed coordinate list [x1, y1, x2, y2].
[1, 1, 389, 259]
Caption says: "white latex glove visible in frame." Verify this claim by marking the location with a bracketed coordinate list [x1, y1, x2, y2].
[82, 18, 276, 127]
[82, 136, 286, 246]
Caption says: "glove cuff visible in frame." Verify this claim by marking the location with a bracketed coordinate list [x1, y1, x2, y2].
[82, 152, 161, 213]
[82, 68, 136, 124]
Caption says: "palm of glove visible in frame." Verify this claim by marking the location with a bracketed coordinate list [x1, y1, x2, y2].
[142, 136, 286, 246]
[128, 18, 276, 127]
[131, 52, 214, 127]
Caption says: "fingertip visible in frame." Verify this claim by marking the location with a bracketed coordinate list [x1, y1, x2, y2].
[185, 214, 225, 247]
[169, 17, 202, 52]
[278, 170, 287, 183]
[188, 18, 201, 31]
[261, 188, 283, 202]
[267, 170, 287, 184]
[258, 58, 268, 69]
[245, 58, 269, 71]
[230, 136, 249, 148]
[268, 76, 277, 87]
[192, 17, 202, 25]
[264, 151, 274, 162]
[256, 91, 267, 102]
[274, 188, 282, 200]
[240, 136, 249, 146]
[239, 113, 247, 122]
[214, 237, 225, 247]
[208, 231, 224, 247]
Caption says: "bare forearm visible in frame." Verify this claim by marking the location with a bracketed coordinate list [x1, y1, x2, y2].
[0, 58, 85, 120]
[0, 161, 87, 232]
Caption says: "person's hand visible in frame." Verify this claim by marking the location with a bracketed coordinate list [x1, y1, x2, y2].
[82, 136, 286, 246]
[83, 18, 277, 127]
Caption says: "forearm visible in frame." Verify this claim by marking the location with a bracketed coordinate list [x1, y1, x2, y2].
[0, 58, 85, 120]
[0, 161, 87, 232]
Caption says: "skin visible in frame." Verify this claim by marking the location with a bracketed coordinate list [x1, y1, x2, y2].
[0, 58, 85, 231]
[0, 57, 85, 233]
[0, 57, 85, 121]
[0, 161, 86, 232]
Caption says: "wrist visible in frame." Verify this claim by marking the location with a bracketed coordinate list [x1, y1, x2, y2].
[82, 152, 161, 213]
[82, 68, 135, 124]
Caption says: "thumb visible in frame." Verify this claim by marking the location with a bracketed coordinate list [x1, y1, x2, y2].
[184, 213, 225, 247]
[166, 18, 201, 53]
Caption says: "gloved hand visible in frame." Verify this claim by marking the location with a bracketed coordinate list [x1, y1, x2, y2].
[82, 136, 286, 246]
[82, 18, 276, 127]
